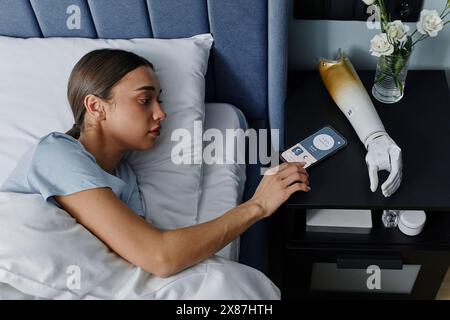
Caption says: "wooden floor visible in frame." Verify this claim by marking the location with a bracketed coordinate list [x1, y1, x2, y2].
[436, 267, 450, 300]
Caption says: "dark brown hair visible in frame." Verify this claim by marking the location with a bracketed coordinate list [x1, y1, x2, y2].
[65, 49, 154, 139]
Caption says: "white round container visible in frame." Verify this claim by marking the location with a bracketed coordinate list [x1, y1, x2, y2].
[398, 210, 426, 236]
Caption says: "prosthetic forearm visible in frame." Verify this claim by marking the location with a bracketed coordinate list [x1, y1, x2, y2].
[318, 51, 386, 148]
[318, 50, 402, 197]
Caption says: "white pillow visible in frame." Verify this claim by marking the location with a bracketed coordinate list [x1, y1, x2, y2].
[0, 34, 213, 229]
[199, 103, 248, 261]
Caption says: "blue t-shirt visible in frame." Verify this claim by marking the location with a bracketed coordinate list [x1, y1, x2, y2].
[0, 132, 146, 218]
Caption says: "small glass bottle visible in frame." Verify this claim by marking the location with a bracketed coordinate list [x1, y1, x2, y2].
[382, 210, 400, 228]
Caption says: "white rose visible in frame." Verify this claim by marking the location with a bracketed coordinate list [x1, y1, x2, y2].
[362, 0, 376, 5]
[386, 20, 410, 42]
[417, 9, 443, 37]
[370, 33, 394, 57]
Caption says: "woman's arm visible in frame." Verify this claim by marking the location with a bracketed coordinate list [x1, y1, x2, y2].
[55, 162, 309, 278]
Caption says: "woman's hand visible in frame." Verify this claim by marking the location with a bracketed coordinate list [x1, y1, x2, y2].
[250, 162, 310, 218]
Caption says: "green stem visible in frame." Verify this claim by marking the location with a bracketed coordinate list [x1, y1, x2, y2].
[386, 33, 395, 46]
[443, 1, 449, 12]
[375, 73, 387, 84]
[441, 3, 450, 18]
[376, 54, 408, 93]
[439, 2, 450, 31]
[412, 34, 428, 46]
[377, 0, 388, 32]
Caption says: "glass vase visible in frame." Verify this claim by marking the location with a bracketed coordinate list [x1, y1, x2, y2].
[372, 51, 411, 104]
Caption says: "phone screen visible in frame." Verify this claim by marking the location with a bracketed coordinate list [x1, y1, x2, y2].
[281, 126, 347, 168]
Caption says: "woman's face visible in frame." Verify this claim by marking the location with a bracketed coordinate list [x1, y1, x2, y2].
[105, 65, 167, 151]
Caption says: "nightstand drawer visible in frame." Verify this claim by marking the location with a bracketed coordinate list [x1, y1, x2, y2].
[285, 208, 450, 248]
[283, 247, 450, 299]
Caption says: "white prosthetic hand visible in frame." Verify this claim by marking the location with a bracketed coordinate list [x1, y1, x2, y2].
[318, 50, 402, 197]
[364, 132, 403, 197]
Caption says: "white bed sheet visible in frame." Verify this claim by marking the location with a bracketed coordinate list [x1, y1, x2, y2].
[0, 283, 40, 300]
[0, 192, 280, 300]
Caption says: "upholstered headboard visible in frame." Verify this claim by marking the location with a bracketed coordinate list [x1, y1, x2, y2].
[0, 0, 288, 274]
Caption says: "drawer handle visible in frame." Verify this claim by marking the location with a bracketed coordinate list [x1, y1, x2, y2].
[336, 254, 403, 270]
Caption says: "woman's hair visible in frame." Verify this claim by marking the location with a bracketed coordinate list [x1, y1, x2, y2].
[65, 49, 154, 139]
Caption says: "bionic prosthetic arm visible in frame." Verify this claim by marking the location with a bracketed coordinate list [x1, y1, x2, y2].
[318, 50, 402, 197]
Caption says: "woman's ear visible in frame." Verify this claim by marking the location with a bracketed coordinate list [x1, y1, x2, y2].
[84, 94, 106, 121]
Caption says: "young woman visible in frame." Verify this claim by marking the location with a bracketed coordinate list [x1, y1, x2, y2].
[0, 49, 310, 279]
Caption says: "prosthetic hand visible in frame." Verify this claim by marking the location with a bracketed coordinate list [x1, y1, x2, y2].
[364, 132, 402, 197]
[318, 50, 402, 197]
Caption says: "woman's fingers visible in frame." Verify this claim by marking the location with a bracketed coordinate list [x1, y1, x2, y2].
[278, 162, 309, 180]
[251, 162, 311, 218]
[286, 182, 310, 195]
[264, 161, 294, 175]
[282, 171, 309, 187]
[282, 163, 311, 196]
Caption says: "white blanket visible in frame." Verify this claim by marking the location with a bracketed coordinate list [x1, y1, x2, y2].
[0, 192, 280, 300]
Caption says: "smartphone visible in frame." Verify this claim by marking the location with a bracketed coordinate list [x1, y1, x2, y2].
[280, 126, 347, 169]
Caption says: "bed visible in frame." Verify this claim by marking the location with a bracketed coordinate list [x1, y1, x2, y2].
[0, 0, 288, 299]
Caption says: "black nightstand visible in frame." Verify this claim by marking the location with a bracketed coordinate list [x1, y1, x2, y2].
[269, 70, 450, 300]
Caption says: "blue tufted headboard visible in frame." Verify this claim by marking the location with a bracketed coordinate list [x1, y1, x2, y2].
[0, 0, 288, 275]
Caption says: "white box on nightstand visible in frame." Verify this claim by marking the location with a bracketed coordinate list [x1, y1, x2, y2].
[306, 209, 372, 234]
